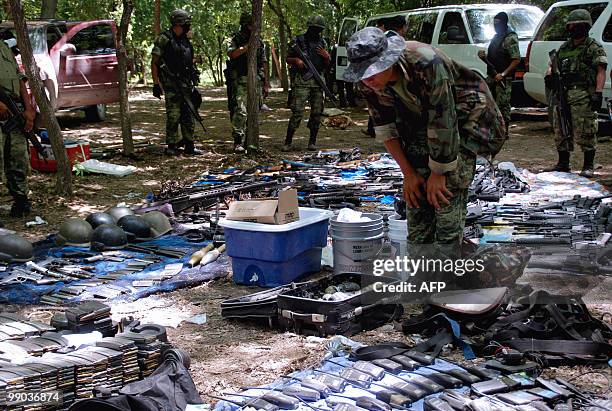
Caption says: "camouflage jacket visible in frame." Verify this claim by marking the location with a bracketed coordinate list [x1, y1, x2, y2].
[557, 37, 607, 91]
[0, 40, 26, 98]
[364, 41, 504, 174]
[227, 30, 265, 79]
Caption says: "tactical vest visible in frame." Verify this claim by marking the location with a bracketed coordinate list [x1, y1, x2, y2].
[0, 41, 21, 98]
[295, 34, 326, 74]
[558, 38, 597, 90]
[487, 31, 516, 74]
[159, 30, 194, 80]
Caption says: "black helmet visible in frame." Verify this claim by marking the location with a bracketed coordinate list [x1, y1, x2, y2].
[0, 234, 33, 263]
[56, 218, 93, 247]
[91, 224, 128, 251]
[107, 206, 134, 223]
[118, 215, 153, 242]
[86, 212, 115, 229]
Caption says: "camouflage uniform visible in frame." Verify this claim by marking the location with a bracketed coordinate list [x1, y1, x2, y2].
[227, 29, 265, 147]
[554, 37, 606, 152]
[486, 31, 520, 137]
[0, 41, 28, 202]
[284, 16, 329, 150]
[363, 42, 505, 251]
[152, 28, 196, 146]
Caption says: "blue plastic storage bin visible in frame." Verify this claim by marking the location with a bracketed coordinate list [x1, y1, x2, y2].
[219, 208, 333, 287]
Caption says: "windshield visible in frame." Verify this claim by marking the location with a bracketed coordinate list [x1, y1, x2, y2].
[0, 27, 46, 54]
[466, 8, 544, 43]
[534, 3, 608, 41]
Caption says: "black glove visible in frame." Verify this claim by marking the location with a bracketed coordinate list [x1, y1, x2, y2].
[590, 91, 603, 111]
[544, 74, 558, 90]
[153, 84, 163, 99]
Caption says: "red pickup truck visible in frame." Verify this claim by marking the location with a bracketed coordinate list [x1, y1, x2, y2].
[0, 19, 120, 122]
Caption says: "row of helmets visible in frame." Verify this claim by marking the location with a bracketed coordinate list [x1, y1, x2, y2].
[56, 207, 172, 251]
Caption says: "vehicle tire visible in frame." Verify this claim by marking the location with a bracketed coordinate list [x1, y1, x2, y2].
[84, 104, 107, 122]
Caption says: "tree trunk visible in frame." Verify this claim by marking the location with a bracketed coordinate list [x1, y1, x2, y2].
[9, 0, 72, 196]
[245, 0, 262, 150]
[117, 0, 134, 157]
[278, 16, 288, 91]
[40, 0, 57, 18]
[153, 0, 161, 37]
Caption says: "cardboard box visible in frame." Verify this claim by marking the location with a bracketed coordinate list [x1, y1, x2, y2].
[226, 189, 299, 224]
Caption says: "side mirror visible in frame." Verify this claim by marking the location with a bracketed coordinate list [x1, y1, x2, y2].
[447, 26, 467, 43]
[59, 43, 76, 57]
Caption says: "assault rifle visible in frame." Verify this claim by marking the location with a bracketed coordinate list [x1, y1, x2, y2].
[0, 87, 46, 158]
[135, 179, 280, 213]
[548, 50, 573, 146]
[291, 40, 337, 104]
[158, 63, 207, 133]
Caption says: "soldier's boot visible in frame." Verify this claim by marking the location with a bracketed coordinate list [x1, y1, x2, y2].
[282, 127, 296, 152]
[10, 195, 31, 218]
[544, 151, 571, 172]
[184, 141, 202, 156]
[579, 150, 596, 178]
[307, 128, 318, 151]
[165, 144, 180, 156]
[233, 135, 245, 154]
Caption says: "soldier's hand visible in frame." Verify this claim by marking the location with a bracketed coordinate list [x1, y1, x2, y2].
[494, 73, 504, 82]
[403, 172, 426, 209]
[317, 47, 331, 61]
[294, 59, 306, 69]
[0, 102, 10, 120]
[153, 84, 163, 99]
[426, 172, 453, 210]
[590, 91, 603, 111]
[478, 50, 486, 60]
[23, 108, 35, 132]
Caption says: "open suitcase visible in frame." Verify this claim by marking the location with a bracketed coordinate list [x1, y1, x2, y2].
[277, 273, 403, 337]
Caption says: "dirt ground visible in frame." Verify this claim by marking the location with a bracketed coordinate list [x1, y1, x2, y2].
[2, 86, 612, 402]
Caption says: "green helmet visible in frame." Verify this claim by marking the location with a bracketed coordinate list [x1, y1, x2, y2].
[142, 211, 172, 238]
[0, 234, 33, 263]
[56, 218, 94, 247]
[307, 15, 326, 30]
[566, 9, 592, 27]
[240, 12, 253, 25]
[170, 9, 191, 26]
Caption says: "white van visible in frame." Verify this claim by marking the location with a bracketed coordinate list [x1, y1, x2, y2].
[336, 4, 544, 106]
[523, 0, 611, 113]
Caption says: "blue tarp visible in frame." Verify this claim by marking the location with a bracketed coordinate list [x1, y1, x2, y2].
[214, 355, 471, 411]
[0, 235, 228, 305]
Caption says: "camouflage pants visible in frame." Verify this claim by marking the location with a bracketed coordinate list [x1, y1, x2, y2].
[488, 77, 512, 138]
[553, 88, 597, 152]
[0, 128, 28, 198]
[164, 88, 194, 145]
[288, 82, 324, 132]
[407, 150, 476, 256]
[231, 77, 261, 144]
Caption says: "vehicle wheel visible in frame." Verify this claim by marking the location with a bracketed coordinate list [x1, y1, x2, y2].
[84, 104, 107, 122]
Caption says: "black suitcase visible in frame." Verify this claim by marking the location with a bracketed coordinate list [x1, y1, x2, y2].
[220, 284, 299, 327]
[277, 273, 403, 337]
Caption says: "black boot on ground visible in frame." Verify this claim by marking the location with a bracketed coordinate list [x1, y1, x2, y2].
[308, 128, 318, 151]
[184, 141, 202, 155]
[544, 151, 571, 172]
[165, 144, 179, 156]
[10, 195, 31, 218]
[282, 127, 296, 152]
[580, 150, 596, 178]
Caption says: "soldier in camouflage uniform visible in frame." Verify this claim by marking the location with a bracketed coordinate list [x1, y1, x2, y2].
[151, 9, 201, 156]
[0, 33, 36, 224]
[477, 12, 520, 139]
[545, 9, 606, 177]
[227, 12, 269, 153]
[283, 15, 331, 152]
[345, 28, 505, 257]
